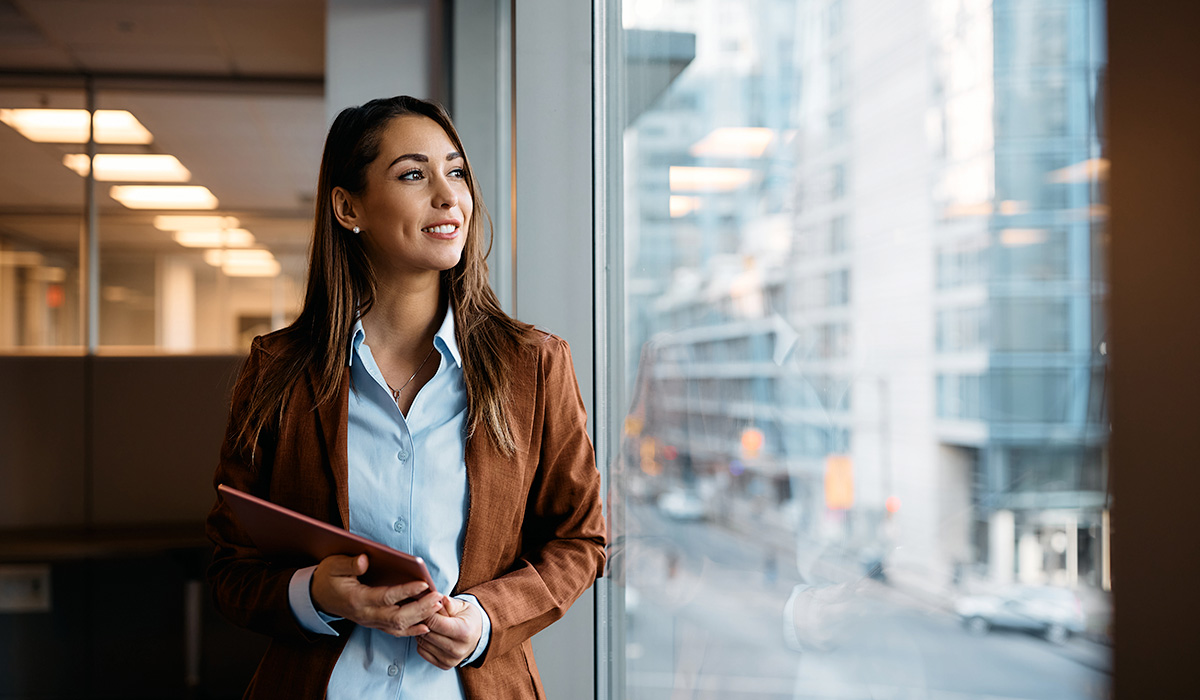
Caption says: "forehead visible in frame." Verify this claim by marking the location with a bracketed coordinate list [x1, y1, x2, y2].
[376, 114, 458, 157]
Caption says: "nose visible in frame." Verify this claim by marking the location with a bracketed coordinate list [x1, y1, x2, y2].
[433, 175, 458, 210]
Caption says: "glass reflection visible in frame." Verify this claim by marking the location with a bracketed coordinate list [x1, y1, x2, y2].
[610, 0, 1110, 698]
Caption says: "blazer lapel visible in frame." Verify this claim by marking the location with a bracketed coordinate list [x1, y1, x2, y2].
[312, 366, 352, 530]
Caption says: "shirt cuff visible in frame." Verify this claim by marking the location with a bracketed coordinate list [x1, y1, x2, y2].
[288, 565, 342, 636]
[454, 593, 491, 666]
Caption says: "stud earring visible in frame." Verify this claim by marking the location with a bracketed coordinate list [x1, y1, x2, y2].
[352, 226, 360, 234]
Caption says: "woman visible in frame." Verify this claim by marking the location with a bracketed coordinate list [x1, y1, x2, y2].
[206, 96, 606, 699]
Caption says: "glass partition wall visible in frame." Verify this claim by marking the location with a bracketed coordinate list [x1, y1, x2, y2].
[0, 81, 319, 354]
[0, 87, 86, 350]
[601, 1, 1111, 698]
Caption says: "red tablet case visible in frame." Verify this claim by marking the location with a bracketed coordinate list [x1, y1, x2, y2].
[218, 484, 437, 590]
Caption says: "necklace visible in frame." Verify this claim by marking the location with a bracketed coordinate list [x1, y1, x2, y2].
[386, 344, 437, 404]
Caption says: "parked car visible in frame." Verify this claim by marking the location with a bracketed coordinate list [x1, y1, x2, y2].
[656, 489, 707, 521]
[955, 584, 1085, 644]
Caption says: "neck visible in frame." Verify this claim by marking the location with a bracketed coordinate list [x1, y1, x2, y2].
[360, 271, 445, 359]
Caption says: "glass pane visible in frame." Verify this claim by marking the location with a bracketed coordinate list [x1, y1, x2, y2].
[0, 88, 86, 352]
[94, 90, 317, 352]
[605, 1, 1111, 699]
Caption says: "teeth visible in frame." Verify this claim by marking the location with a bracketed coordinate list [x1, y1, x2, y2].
[423, 224, 457, 234]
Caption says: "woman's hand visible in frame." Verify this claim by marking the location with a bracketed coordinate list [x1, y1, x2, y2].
[416, 595, 483, 670]
[311, 553, 443, 637]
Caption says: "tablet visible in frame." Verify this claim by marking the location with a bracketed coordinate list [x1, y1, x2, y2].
[218, 484, 436, 591]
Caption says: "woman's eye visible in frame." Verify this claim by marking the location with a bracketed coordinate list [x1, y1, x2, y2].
[449, 167, 466, 179]
[399, 169, 423, 181]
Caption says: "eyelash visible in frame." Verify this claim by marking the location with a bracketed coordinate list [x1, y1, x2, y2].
[398, 167, 467, 181]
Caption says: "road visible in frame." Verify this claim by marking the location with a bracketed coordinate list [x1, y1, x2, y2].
[618, 504, 1111, 700]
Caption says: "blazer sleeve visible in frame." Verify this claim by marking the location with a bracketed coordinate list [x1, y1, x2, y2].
[204, 337, 326, 644]
[462, 337, 607, 664]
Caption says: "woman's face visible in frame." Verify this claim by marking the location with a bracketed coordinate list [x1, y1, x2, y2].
[344, 114, 472, 279]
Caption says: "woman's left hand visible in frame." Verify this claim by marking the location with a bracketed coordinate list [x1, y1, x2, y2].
[416, 595, 483, 670]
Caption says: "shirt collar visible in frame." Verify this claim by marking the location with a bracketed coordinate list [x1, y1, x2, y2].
[348, 305, 462, 369]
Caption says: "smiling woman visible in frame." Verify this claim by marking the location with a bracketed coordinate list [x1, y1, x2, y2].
[205, 95, 606, 700]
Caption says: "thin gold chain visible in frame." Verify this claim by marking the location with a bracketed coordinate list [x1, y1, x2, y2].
[386, 344, 437, 404]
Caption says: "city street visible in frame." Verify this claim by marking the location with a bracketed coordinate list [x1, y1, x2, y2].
[619, 504, 1111, 700]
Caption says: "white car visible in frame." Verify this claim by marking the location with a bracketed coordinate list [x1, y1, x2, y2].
[656, 489, 707, 521]
[955, 584, 1086, 644]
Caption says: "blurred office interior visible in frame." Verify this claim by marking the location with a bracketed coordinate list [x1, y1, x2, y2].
[0, 1, 1196, 698]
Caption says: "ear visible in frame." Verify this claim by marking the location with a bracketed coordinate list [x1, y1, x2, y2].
[331, 186, 362, 231]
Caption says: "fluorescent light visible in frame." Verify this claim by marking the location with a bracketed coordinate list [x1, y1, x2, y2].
[1047, 158, 1109, 184]
[999, 228, 1047, 247]
[0, 108, 153, 144]
[669, 166, 755, 192]
[943, 201, 993, 218]
[62, 154, 191, 182]
[669, 195, 701, 218]
[204, 249, 274, 267]
[153, 215, 241, 232]
[173, 229, 256, 248]
[203, 249, 280, 277]
[222, 259, 281, 277]
[998, 200, 1028, 215]
[689, 127, 775, 158]
[109, 185, 218, 210]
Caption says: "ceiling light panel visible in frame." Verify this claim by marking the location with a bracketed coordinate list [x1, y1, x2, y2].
[109, 185, 218, 210]
[173, 229, 256, 248]
[0, 109, 153, 144]
[203, 248, 274, 267]
[62, 154, 191, 182]
[222, 259, 282, 277]
[669, 166, 755, 192]
[153, 215, 241, 232]
[689, 127, 775, 158]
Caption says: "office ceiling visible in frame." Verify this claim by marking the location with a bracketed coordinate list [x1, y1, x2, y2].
[0, 0, 327, 253]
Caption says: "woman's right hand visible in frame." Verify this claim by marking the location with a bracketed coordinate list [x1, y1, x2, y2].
[311, 553, 443, 637]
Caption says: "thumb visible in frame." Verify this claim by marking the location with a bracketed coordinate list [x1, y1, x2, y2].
[441, 595, 468, 616]
[327, 553, 369, 577]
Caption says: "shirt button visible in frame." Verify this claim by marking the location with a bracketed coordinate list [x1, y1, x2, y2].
[393, 518, 407, 533]
[387, 664, 399, 677]
[397, 447, 409, 461]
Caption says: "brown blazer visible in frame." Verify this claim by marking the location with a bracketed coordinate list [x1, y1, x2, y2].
[206, 330, 607, 699]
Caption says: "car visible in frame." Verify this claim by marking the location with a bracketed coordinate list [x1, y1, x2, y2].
[955, 584, 1085, 644]
[656, 489, 707, 521]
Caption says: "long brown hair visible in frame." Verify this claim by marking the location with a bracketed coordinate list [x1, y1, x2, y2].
[234, 96, 536, 460]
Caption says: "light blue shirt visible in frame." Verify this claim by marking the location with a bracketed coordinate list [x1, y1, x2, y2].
[286, 308, 491, 699]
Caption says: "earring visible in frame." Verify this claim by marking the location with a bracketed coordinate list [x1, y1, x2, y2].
[352, 226, 360, 234]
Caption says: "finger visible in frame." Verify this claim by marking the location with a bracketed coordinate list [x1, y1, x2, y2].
[417, 639, 457, 670]
[439, 595, 468, 615]
[418, 630, 458, 653]
[387, 591, 443, 633]
[424, 610, 460, 635]
[381, 580, 432, 606]
[417, 644, 451, 670]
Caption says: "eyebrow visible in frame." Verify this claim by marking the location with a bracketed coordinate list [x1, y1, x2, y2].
[387, 151, 463, 169]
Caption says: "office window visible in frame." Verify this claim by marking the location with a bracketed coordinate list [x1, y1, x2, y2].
[604, 0, 1110, 698]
